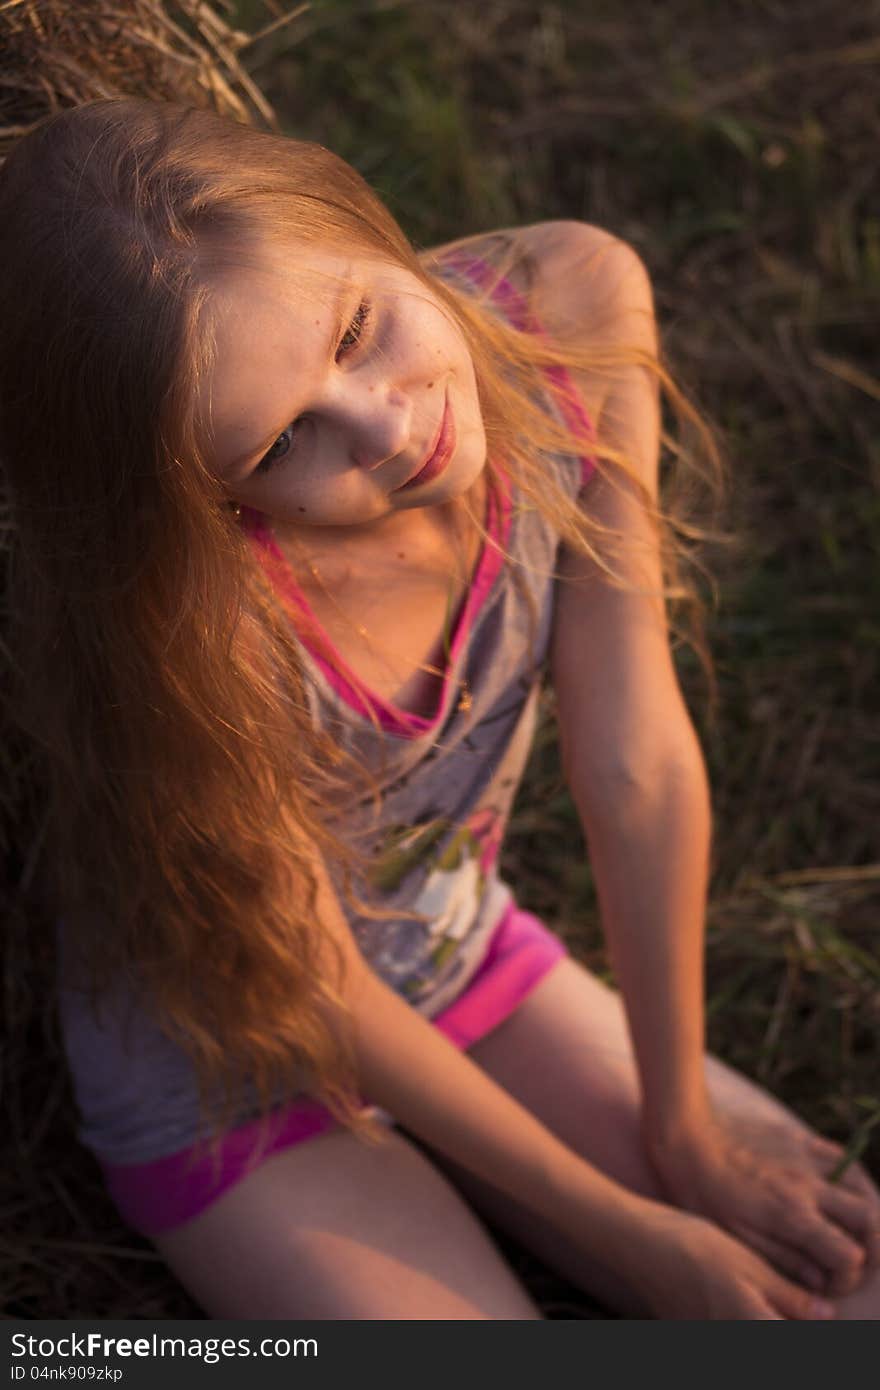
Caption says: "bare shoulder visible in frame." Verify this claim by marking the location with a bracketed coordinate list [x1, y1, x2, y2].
[423, 221, 656, 425]
[523, 221, 658, 423]
[516, 220, 654, 335]
[424, 219, 652, 331]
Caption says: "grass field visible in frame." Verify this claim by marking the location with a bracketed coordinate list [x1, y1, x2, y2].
[232, 0, 880, 1180]
[3, 0, 878, 1319]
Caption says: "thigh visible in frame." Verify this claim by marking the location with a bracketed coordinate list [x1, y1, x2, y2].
[468, 956, 818, 1191]
[422, 957, 880, 1318]
[151, 1120, 542, 1320]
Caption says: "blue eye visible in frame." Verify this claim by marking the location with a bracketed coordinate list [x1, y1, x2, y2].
[256, 423, 298, 474]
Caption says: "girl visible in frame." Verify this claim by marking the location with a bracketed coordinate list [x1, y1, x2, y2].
[1, 97, 878, 1321]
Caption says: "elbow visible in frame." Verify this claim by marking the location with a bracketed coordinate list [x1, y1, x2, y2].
[565, 739, 710, 823]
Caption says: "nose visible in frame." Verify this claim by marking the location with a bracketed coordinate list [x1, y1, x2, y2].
[328, 378, 412, 471]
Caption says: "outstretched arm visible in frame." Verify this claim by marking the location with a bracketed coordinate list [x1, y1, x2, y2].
[546, 226, 713, 1145]
[541, 223, 880, 1298]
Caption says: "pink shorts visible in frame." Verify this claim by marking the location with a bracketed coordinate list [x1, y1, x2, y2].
[101, 903, 568, 1237]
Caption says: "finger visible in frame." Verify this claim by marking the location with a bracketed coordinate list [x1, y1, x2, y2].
[729, 1219, 827, 1295]
[831, 1160, 880, 1228]
[767, 1198, 866, 1296]
[812, 1140, 879, 1202]
[827, 1164, 880, 1261]
[765, 1272, 836, 1322]
[741, 1293, 785, 1320]
[725, 1274, 787, 1321]
[819, 1183, 880, 1269]
[804, 1220, 865, 1299]
[819, 1183, 879, 1247]
[806, 1134, 845, 1166]
[840, 1163, 880, 1205]
[805, 1136, 866, 1193]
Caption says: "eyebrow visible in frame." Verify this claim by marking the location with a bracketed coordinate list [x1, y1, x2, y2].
[224, 271, 352, 476]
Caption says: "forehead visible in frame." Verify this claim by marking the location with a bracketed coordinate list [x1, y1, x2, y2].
[205, 239, 354, 327]
[195, 241, 354, 431]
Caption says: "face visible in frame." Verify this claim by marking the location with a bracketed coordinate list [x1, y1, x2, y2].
[201, 239, 487, 540]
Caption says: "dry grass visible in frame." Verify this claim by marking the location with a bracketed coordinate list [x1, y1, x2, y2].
[0, 0, 280, 155]
[2, 0, 878, 1319]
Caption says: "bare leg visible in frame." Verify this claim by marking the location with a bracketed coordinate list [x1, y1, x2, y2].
[151, 1119, 542, 1320]
[418, 958, 880, 1320]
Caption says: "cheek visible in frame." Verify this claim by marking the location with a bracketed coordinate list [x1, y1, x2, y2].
[417, 304, 464, 361]
[300, 468, 377, 515]
[447, 329, 476, 388]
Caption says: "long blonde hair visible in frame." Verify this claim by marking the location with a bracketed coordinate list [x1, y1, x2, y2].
[0, 97, 727, 1164]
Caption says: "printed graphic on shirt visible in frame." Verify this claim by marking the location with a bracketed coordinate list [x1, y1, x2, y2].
[368, 805, 506, 1001]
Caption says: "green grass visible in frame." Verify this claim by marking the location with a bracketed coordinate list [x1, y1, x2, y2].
[239, 0, 880, 1312]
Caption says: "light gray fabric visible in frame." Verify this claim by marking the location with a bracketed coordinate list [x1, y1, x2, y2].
[55, 259, 594, 1166]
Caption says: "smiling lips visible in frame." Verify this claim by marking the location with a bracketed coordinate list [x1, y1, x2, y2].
[397, 392, 455, 491]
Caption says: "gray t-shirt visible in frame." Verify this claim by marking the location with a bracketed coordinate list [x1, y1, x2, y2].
[55, 254, 598, 1166]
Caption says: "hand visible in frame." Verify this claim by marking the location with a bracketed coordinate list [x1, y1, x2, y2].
[645, 1109, 880, 1300]
[633, 1204, 838, 1320]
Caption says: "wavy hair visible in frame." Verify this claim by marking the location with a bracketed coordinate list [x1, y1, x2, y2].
[0, 98, 728, 1167]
